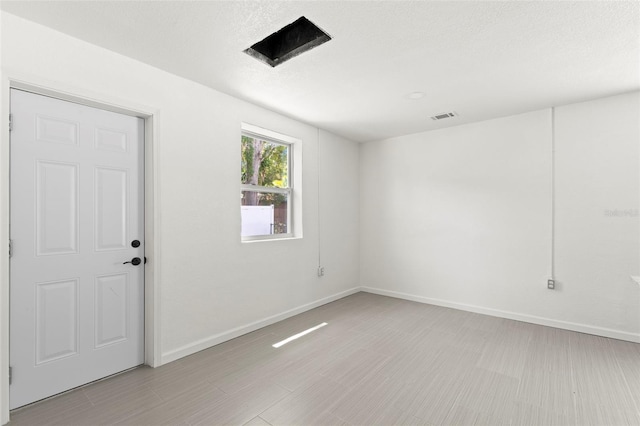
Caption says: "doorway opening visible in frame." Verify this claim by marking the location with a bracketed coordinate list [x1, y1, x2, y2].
[5, 83, 159, 412]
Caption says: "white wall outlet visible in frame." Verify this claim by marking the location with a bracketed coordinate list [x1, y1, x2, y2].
[317, 266, 325, 277]
[547, 279, 555, 290]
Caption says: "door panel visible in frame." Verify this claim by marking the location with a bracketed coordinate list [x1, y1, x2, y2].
[10, 89, 144, 409]
[35, 278, 79, 364]
[36, 160, 79, 255]
[95, 128, 128, 152]
[36, 115, 79, 145]
[95, 273, 129, 348]
[95, 167, 128, 251]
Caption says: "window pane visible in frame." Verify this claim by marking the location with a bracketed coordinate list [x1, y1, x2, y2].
[241, 191, 288, 236]
[241, 136, 288, 188]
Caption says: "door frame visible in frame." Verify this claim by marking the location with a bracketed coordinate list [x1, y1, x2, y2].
[0, 73, 162, 423]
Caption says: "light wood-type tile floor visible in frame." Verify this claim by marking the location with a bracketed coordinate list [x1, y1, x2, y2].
[9, 292, 640, 425]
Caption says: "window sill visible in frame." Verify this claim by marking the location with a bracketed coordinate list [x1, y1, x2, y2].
[241, 234, 301, 243]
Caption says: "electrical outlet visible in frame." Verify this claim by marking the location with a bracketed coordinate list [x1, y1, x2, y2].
[547, 279, 555, 290]
[317, 266, 325, 277]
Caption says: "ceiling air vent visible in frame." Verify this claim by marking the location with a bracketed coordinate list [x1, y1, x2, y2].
[431, 112, 458, 121]
[244, 16, 331, 67]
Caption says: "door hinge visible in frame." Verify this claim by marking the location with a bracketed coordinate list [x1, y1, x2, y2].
[8, 114, 12, 132]
[9, 366, 12, 385]
[8, 239, 12, 258]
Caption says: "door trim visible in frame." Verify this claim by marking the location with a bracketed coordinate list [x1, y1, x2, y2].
[1, 74, 162, 423]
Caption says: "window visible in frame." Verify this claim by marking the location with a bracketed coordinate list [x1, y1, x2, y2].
[241, 126, 295, 240]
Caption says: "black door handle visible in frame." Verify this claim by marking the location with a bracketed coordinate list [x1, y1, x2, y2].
[123, 257, 142, 266]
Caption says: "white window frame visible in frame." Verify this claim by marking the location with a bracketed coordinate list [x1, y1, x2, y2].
[241, 124, 300, 242]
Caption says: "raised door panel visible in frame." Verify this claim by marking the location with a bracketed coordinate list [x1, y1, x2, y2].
[35, 279, 79, 364]
[95, 273, 129, 348]
[36, 161, 79, 256]
[95, 167, 128, 251]
[36, 115, 79, 145]
[95, 128, 127, 153]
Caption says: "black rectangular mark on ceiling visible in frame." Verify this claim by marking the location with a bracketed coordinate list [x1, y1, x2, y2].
[244, 16, 331, 67]
[431, 112, 458, 121]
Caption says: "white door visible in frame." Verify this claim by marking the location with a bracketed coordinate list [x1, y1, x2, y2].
[9, 89, 144, 409]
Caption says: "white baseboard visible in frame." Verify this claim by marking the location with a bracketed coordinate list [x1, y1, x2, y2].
[161, 284, 638, 365]
[160, 287, 360, 364]
[361, 286, 640, 344]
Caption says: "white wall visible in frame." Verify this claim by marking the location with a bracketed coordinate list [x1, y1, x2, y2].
[360, 92, 639, 342]
[555, 93, 640, 334]
[319, 130, 360, 293]
[0, 12, 360, 422]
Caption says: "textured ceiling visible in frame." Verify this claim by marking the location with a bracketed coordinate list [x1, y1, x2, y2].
[1, 1, 639, 142]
